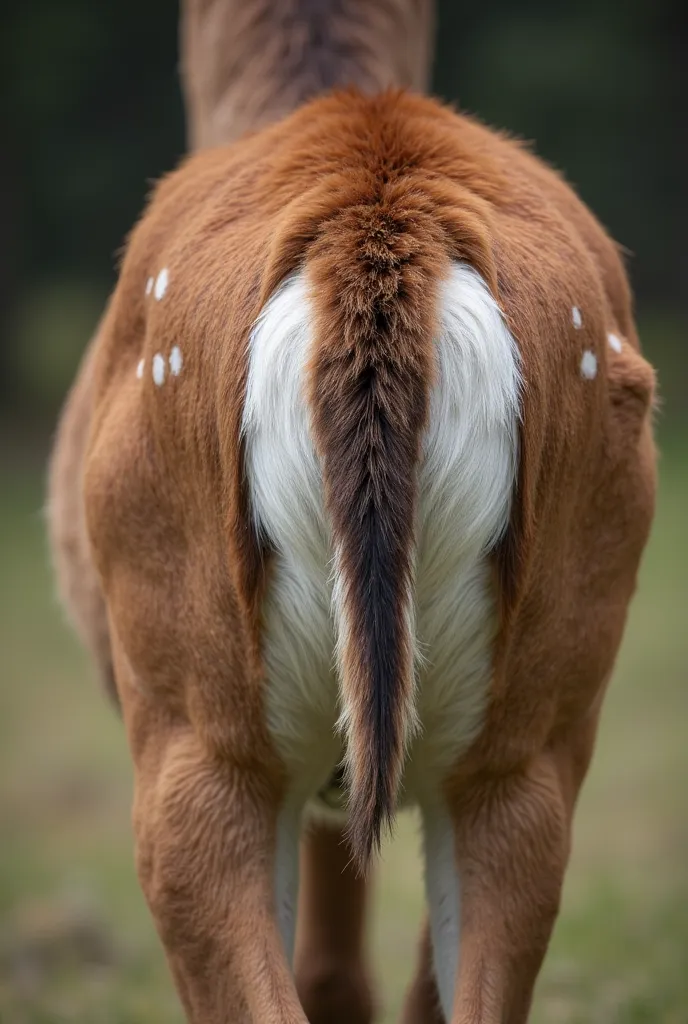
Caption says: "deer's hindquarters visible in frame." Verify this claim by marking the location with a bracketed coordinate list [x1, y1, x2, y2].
[50, 86, 657, 1024]
[242, 261, 521, 865]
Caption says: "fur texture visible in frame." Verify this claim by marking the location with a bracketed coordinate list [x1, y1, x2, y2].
[181, 0, 435, 147]
[49, 87, 657, 1024]
[243, 262, 520, 868]
[242, 274, 340, 795]
[305, 174, 445, 864]
[412, 264, 521, 779]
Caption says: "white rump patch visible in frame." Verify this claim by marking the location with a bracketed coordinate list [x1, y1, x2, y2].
[152, 353, 166, 386]
[154, 268, 169, 301]
[572, 305, 583, 329]
[169, 346, 183, 376]
[136, 358, 145, 379]
[608, 332, 623, 353]
[242, 275, 340, 787]
[580, 350, 597, 379]
[411, 263, 521, 778]
[242, 263, 520, 804]
[145, 276, 154, 296]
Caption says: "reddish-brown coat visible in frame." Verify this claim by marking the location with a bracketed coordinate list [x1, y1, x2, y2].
[181, 0, 436, 147]
[49, 88, 656, 1023]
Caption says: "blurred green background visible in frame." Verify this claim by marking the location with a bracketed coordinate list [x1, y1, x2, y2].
[1, 2, 686, 1022]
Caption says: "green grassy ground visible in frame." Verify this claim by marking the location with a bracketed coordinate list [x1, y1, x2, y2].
[0, 448, 686, 1023]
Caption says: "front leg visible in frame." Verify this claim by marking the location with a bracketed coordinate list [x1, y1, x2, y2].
[295, 820, 375, 1023]
[132, 725, 307, 1023]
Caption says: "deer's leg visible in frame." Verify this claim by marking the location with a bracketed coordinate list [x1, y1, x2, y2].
[399, 919, 444, 1024]
[295, 820, 374, 1024]
[132, 726, 307, 1024]
[420, 753, 571, 1024]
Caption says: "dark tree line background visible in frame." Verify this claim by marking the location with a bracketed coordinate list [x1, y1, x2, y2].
[2, 0, 686, 428]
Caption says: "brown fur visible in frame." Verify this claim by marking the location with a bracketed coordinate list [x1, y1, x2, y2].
[401, 923, 445, 1024]
[49, 80, 655, 1024]
[181, 0, 435, 147]
[295, 823, 374, 1022]
[308, 167, 446, 861]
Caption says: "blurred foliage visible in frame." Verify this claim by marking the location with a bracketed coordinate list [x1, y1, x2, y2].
[1, 0, 686, 421]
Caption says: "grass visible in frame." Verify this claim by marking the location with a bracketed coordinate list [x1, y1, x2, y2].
[0, 444, 686, 1023]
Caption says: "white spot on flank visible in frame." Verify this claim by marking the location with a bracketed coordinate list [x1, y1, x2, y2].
[572, 306, 583, 329]
[608, 332, 623, 353]
[145, 276, 154, 296]
[169, 346, 183, 376]
[154, 267, 169, 301]
[152, 353, 166, 386]
[580, 350, 597, 379]
[136, 358, 145, 379]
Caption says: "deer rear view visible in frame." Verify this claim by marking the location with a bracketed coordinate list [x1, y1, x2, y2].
[48, 4, 657, 1023]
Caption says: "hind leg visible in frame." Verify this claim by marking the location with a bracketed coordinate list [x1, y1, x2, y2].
[400, 921, 444, 1023]
[121, 681, 307, 1022]
[418, 752, 575, 1023]
[295, 820, 375, 1024]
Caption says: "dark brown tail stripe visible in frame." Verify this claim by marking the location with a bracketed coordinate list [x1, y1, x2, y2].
[307, 191, 450, 867]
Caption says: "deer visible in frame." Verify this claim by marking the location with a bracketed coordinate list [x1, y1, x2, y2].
[47, 1, 657, 1022]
